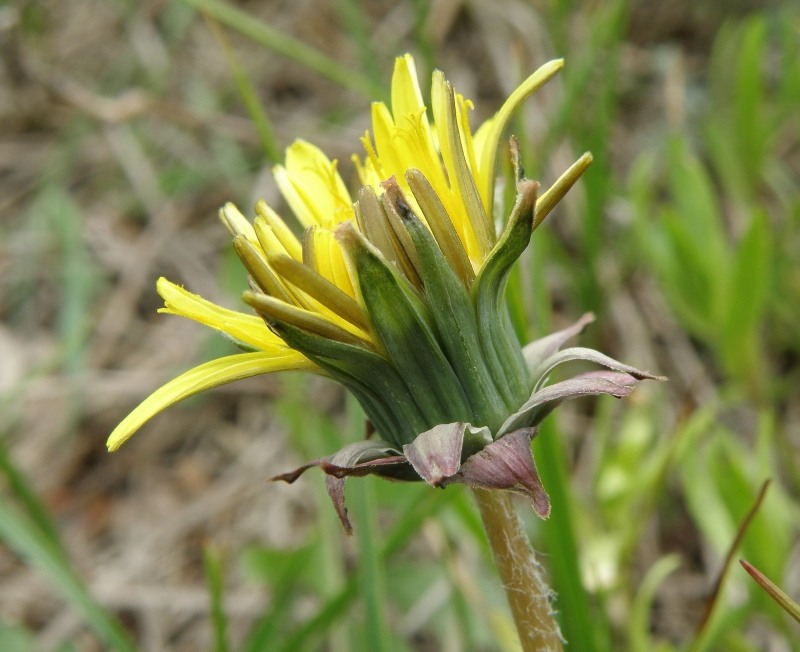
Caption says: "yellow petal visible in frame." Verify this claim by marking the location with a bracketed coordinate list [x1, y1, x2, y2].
[391, 54, 426, 119]
[441, 81, 493, 258]
[455, 93, 480, 197]
[267, 253, 368, 329]
[357, 132, 386, 188]
[370, 102, 403, 175]
[306, 225, 356, 298]
[157, 277, 285, 351]
[390, 56, 443, 183]
[274, 140, 352, 228]
[431, 70, 482, 261]
[107, 351, 314, 451]
[393, 110, 449, 206]
[244, 291, 372, 347]
[232, 236, 298, 306]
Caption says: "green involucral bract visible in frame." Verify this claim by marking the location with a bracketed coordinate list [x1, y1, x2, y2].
[471, 179, 540, 415]
[261, 318, 427, 450]
[337, 221, 474, 430]
[386, 177, 514, 432]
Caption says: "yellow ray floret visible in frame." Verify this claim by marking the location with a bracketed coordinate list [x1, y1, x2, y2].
[157, 277, 288, 352]
[107, 351, 314, 451]
[273, 140, 353, 229]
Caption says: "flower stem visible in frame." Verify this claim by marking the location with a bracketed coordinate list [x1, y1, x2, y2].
[473, 488, 563, 652]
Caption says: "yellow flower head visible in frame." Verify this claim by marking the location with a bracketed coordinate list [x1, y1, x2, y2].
[108, 55, 661, 533]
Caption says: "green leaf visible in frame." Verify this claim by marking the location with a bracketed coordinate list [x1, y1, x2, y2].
[732, 17, 768, 178]
[711, 438, 789, 583]
[721, 210, 771, 388]
[666, 139, 729, 304]
[680, 430, 737, 555]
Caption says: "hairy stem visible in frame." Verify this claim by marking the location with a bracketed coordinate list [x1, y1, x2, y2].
[473, 489, 563, 652]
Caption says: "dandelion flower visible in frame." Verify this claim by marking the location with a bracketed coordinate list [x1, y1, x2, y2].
[108, 55, 663, 533]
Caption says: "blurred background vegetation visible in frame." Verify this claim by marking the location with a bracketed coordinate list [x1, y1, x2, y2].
[0, 0, 798, 650]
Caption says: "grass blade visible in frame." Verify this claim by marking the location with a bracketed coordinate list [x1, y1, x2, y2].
[203, 15, 280, 164]
[693, 480, 771, 641]
[181, 0, 383, 98]
[0, 435, 62, 547]
[629, 554, 682, 652]
[203, 544, 230, 652]
[351, 477, 394, 651]
[275, 489, 450, 652]
[0, 500, 136, 652]
[333, 0, 382, 88]
[740, 560, 800, 624]
[346, 396, 394, 651]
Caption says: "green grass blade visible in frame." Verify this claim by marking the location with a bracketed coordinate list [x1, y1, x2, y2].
[351, 477, 394, 651]
[0, 499, 136, 652]
[180, 0, 383, 98]
[733, 17, 767, 177]
[346, 397, 394, 651]
[203, 15, 280, 164]
[333, 0, 382, 88]
[45, 186, 96, 376]
[203, 544, 230, 652]
[275, 489, 450, 652]
[239, 543, 317, 652]
[722, 209, 771, 392]
[694, 480, 772, 640]
[0, 435, 63, 547]
[740, 560, 800, 624]
[629, 554, 681, 652]
[0, 622, 36, 652]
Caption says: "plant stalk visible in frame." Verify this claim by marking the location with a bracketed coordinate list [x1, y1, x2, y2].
[473, 488, 563, 652]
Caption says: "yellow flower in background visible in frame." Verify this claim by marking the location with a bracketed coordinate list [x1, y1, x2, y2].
[108, 54, 661, 532]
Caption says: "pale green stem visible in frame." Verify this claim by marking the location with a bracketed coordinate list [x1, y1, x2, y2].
[473, 489, 563, 652]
